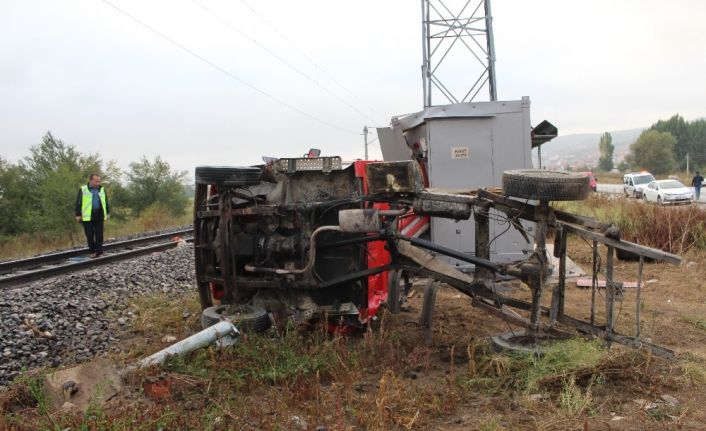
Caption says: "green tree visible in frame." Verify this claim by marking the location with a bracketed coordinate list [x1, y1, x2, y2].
[125, 156, 188, 216]
[19, 132, 102, 243]
[628, 130, 677, 175]
[597, 132, 614, 171]
[649, 115, 690, 168]
[0, 158, 28, 236]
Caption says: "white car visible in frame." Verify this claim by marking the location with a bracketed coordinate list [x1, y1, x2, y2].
[623, 172, 656, 198]
[642, 180, 694, 205]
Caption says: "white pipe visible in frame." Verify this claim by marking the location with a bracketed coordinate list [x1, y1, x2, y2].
[134, 320, 239, 370]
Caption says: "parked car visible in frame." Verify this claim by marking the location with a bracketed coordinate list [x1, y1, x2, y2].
[623, 172, 656, 198]
[642, 179, 694, 205]
[580, 172, 598, 192]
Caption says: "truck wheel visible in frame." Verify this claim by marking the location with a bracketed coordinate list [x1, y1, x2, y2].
[490, 330, 571, 355]
[201, 304, 271, 333]
[502, 170, 589, 201]
[195, 166, 262, 186]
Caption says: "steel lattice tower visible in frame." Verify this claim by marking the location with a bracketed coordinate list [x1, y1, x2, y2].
[421, 0, 497, 107]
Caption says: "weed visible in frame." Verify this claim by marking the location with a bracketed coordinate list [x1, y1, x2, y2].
[479, 416, 508, 431]
[679, 352, 706, 384]
[558, 376, 593, 418]
[514, 338, 606, 393]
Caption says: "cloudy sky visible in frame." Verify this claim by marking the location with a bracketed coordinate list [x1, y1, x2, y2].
[1, 0, 704, 175]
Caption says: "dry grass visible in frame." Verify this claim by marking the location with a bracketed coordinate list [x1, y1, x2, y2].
[557, 194, 706, 254]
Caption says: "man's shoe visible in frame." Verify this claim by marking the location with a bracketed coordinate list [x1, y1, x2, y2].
[89, 253, 98, 258]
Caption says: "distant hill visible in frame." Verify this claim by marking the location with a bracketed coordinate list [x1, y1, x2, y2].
[538, 127, 644, 170]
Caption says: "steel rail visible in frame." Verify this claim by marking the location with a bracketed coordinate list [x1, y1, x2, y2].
[0, 233, 193, 290]
[0, 228, 193, 275]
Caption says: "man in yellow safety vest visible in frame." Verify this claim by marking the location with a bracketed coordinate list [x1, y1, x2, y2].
[74, 173, 110, 258]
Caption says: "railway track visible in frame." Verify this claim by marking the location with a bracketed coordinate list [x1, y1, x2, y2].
[0, 228, 193, 289]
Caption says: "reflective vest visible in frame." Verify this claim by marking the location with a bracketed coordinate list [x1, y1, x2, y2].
[80, 185, 107, 221]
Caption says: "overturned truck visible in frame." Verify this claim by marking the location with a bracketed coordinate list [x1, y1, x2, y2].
[193, 158, 680, 358]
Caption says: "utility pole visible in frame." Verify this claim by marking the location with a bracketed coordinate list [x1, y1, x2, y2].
[363, 126, 369, 160]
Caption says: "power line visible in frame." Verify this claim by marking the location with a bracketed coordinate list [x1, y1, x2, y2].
[99, 0, 357, 135]
[191, 0, 381, 125]
[238, 0, 389, 121]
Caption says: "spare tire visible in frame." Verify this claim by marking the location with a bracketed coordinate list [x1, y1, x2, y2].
[502, 170, 589, 201]
[195, 166, 262, 186]
[201, 304, 271, 333]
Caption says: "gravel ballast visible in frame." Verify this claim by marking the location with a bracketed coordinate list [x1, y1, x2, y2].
[0, 244, 195, 389]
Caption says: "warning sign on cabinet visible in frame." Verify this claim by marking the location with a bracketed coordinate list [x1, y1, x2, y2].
[451, 147, 469, 159]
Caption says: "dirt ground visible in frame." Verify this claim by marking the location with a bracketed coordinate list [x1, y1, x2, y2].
[3, 237, 706, 430]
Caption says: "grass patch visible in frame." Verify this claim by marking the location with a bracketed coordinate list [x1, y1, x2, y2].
[679, 352, 706, 384]
[513, 338, 607, 393]
[679, 316, 706, 333]
[129, 293, 201, 337]
[162, 332, 342, 389]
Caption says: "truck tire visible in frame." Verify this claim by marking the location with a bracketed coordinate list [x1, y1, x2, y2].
[195, 166, 262, 186]
[201, 304, 271, 333]
[490, 330, 570, 355]
[502, 170, 590, 201]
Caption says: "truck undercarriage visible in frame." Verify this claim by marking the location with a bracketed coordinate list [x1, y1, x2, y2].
[194, 158, 680, 358]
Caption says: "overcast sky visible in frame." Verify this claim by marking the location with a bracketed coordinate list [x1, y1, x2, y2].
[1, 0, 704, 175]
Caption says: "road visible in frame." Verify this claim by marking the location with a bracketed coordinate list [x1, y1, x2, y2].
[595, 183, 705, 204]
[596, 183, 624, 194]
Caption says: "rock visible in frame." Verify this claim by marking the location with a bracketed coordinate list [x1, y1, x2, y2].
[161, 335, 177, 343]
[528, 393, 548, 402]
[660, 394, 679, 406]
[60, 401, 77, 412]
[292, 416, 308, 430]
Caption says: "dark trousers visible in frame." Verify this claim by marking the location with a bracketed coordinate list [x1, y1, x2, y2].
[82, 210, 105, 254]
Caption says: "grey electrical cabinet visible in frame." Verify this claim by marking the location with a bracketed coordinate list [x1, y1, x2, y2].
[378, 98, 534, 265]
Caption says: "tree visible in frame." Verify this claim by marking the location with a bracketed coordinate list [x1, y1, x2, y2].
[616, 161, 630, 172]
[124, 156, 188, 216]
[628, 130, 677, 175]
[19, 132, 102, 243]
[649, 115, 690, 168]
[597, 132, 614, 171]
[0, 158, 28, 236]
